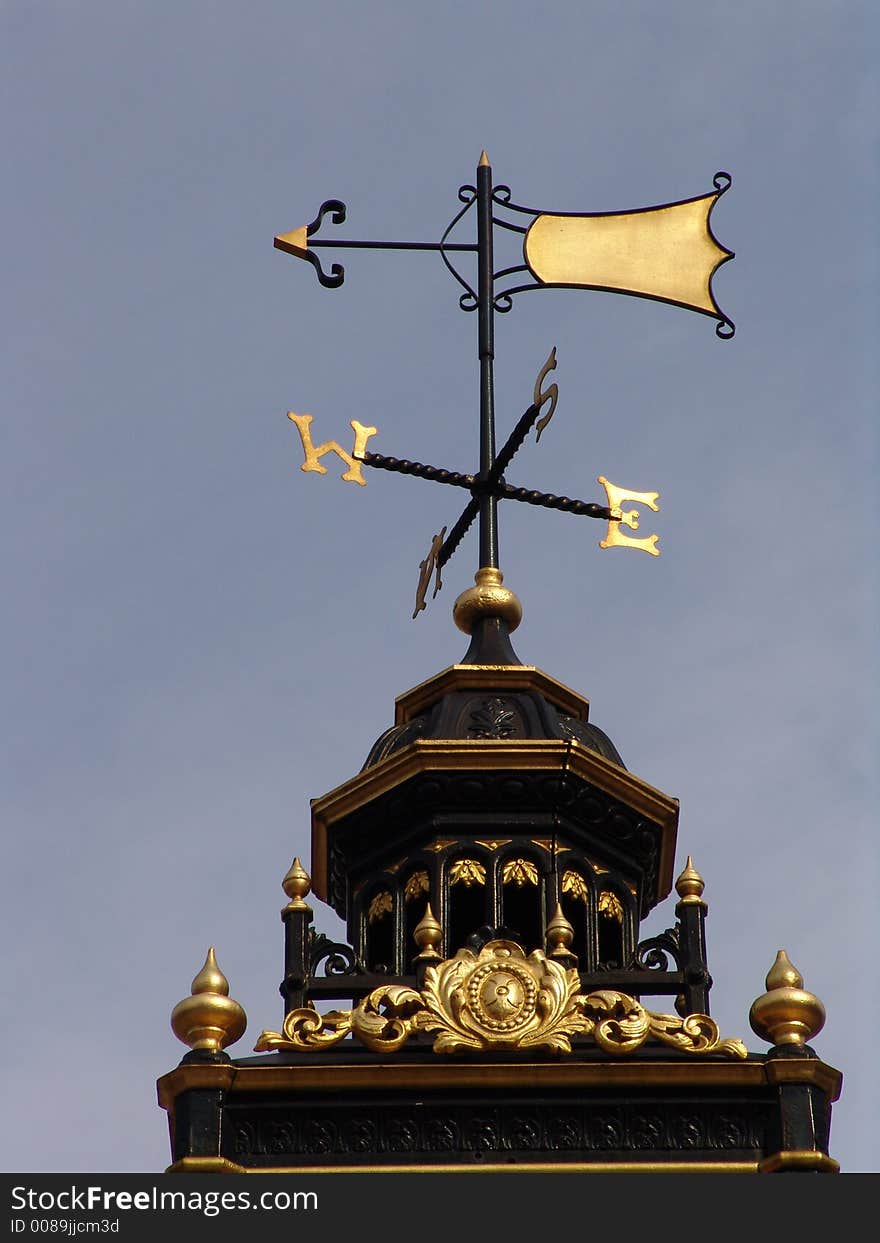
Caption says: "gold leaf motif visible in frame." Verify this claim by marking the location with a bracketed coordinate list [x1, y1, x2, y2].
[599, 892, 624, 922]
[425, 839, 457, 853]
[404, 871, 430, 902]
[475, 839, 512, 851]
[502, 858, 538, 887]
[368, 891, 393, 923]
[449, 859, 486, 887]
[562, 870, 589, 903]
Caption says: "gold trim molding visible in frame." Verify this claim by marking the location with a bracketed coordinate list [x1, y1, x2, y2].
[394, 664, 590, 725]
[758, 1151, 840, 1174]
[158, 1055, 842, 1116]
[169, 1158, 759, 1175]
[255, 939, 745, 1059]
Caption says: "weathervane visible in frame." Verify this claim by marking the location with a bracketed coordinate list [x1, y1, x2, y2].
[276, 153, 733, 618]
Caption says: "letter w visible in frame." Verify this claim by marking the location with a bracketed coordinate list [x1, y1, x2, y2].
[288, 413, 377, 486]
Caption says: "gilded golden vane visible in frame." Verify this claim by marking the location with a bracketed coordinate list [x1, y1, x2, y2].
[276, 154, 734, 614]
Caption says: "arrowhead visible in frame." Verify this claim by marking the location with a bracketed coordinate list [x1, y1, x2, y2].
[274, 225, 309, 258]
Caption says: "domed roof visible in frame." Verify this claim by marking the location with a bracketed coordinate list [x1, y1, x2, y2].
[362, 607, 625, 770]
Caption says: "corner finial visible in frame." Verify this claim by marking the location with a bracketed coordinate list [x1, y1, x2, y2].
[479, 150, 490, 167]
[749, 950, 826, 1047]
[282, 857, 312, 914]
[675, 856, 705, 904]
[171, 948, 247, 1056]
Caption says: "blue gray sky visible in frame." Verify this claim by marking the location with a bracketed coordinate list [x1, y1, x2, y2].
[2, 1, 877, 1173]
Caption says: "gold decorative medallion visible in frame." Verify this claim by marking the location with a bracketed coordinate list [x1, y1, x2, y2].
[255, 939, 747, 1060]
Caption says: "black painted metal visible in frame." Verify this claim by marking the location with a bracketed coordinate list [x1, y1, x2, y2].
[675, 893, 712, 1016]
[361, 397, 616, 579]
[281, 903, 312, 1015]
[220, 1083, 775, 1169]
[286, 161, 741, 585]
[476, 158, 498, 570]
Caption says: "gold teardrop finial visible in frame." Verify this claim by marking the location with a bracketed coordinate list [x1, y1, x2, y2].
[675, 856, 705, 904]
[171, 948, 247, 1055]
[413, 903, 442, 957]
[282, 857, 312, 912]
[749, 950, 826, 1048]
[479, 150, 490, 167]
[453, 567, 522, 635]
[546, 903, 575, 957]
[191, 946, 229, 996]
[765, 948, 802, 991]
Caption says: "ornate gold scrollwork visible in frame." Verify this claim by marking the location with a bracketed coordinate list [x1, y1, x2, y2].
[255, 940, 747, 1060]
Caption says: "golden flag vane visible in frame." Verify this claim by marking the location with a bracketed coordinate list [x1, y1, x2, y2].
[519, 174, 734, 335]
[275, 156, 734, 616]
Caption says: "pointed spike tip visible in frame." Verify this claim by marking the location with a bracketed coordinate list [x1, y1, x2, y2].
[675, 856, 705, 903]
[766, 949, 803, 992]
[282, 857, 312, 905]
[191, 947, 229, 996]
[479, 150, 490, 167]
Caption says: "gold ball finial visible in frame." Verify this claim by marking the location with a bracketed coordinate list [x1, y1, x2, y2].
[675, 856, 705, 905]
[453, 567, 522, 635]
[546, 903, 575, 958]
[282, 857, 312, 914]
[749, 950, 826, 1047]
[171, 947, 247, 1055]
[413, 903, 442, 958]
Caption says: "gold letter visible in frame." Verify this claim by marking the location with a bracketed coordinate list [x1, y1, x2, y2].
[413, 528, 447, 619]
[533, 347, 558, 442]
[597, 476, 660, 556]
[287, 413, 378, 486]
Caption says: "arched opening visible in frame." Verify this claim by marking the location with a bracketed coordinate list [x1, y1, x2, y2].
[365, 889, 395, 973]
[500, 856, 542, 951]
[447, 857, 487, 954]
[597, 890, 624, 969]
[403, 869, 430, 967]
[560, 868, 590, 968]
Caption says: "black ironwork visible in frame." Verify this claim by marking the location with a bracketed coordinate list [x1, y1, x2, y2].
[632, 927, 684, 973]
[309, 931, 363, 978]
[279, 159, 734, 599]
